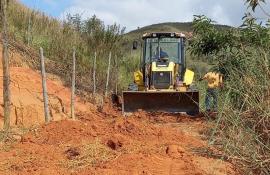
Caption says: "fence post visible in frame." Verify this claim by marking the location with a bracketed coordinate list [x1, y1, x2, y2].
[105, 52, 111, 97]
[115, 54, 118, 95]
[93, 51, 97, 95]
[27, 12, 32, 46]
[71, 48, 76, 120]
[2, 0, 11, 131]
[40, 47, 50, 123]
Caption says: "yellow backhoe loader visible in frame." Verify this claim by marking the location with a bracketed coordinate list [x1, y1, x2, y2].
[123, 32, 199, 116]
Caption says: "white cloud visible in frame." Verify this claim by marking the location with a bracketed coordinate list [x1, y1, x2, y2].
[61, 0, 257, 31]
[210, 5, 232, 25]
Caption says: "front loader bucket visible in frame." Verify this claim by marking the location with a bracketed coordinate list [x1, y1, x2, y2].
[122, 91, 199, 115]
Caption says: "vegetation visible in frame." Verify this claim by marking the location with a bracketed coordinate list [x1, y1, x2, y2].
[4, 1, 213, 98]
[5, 0, 138, 98]
[190, 13, 270, 174]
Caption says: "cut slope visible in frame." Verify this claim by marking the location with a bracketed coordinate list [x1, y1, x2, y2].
[0, 45, 94, 128]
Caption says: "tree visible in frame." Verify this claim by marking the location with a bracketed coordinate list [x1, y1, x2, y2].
[1, 0, 11, 131]
[246, 0, 270, 17]
[66, 13, 82, 32]
[246, 0, 265, 11]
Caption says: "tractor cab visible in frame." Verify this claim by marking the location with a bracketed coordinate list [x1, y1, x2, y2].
[140, 32, 187, 90]
[142, 32, 186, 65]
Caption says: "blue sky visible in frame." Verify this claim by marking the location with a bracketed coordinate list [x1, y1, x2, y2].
[20, 0, 270, 31]
[21, 0, 72, 17]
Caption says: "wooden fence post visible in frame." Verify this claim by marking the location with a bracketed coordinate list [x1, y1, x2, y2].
[93, 51, 97, 95]
[1, 0, 11, 131]
[105, 52, 111, 97]
[115, 54, 118, 95]
[40, 47, 50, 123]
[27, 12, 32, 46]
[71, 48, 76, 120]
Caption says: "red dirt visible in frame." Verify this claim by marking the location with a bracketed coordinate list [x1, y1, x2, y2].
[0, 45, 95, 128]
[0, 47, 238, 175]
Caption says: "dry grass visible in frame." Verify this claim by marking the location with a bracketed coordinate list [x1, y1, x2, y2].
[62, 140, 119, 171]
[7, 0, 130, 96]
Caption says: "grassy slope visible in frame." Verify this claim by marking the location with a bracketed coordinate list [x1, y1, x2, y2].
[7, 1, 217, 94]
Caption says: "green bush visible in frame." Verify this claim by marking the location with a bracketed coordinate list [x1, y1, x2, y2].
[190, 15, 270, 174]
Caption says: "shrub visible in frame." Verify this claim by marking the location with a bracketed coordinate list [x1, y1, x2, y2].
[190, 15, 270, 174]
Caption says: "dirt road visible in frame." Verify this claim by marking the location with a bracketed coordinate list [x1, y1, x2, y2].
[0, 50, 237, 174]
[0, 107, 237, 175]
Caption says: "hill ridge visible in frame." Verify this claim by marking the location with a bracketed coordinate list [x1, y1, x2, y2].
[125, 22, 232, 40]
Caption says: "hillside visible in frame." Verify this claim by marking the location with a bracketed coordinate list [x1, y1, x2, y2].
[7, 0, 131, 94]
[125, 22, 231, 40]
